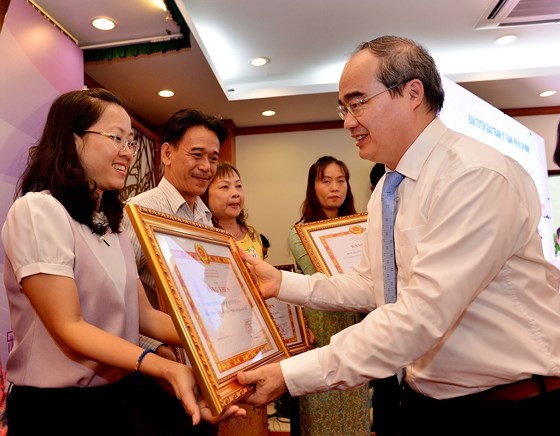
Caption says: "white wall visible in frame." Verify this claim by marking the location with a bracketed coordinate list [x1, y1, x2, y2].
[513, 114, 560, 171]
[236, 129, 373, 266]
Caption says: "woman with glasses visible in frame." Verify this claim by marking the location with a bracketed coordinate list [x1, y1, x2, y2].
[1, 88, 243, 435]
[287, 156, 371, 436]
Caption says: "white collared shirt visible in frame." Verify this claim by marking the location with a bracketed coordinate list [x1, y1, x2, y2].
[279, 117, 560, 399]
[123, 176, 213, 300]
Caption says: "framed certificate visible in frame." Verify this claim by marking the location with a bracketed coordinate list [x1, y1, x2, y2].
[295, 213, 368, 276]
[265, 297, 311, 356]
[267, 264, 311, 355]
[125, 204, 289, 415]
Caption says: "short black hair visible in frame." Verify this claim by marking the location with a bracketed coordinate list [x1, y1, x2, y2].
[260, 234, 270, 248]
[161, 108, 229, 146]
[369, 163, 386, 189]
[553, 119, 560, 167]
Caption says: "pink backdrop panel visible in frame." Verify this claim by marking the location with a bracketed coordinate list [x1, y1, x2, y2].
[0, 0, 84, 368]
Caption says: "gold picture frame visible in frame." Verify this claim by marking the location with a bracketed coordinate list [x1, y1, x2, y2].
[265, 298, 311, 356]
[295, 213, 368, 276]
[268, 264, 311, 355]
[126, 204, 289, 415]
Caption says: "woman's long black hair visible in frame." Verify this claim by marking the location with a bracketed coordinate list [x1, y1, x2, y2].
[296, 155, 357, 224]
[16, 88, 129, 234]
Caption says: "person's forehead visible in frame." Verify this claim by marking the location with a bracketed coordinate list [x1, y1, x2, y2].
[186, 144, 219, 153]
[215, 172, 240, 183]
[180, 126, 219, 147]
[323, 164, 345, 177]
[339, 51, 379, 98]
[317, 163, 345, 179]
[180, 140, 220, 155]
[95, 103, 131, 129]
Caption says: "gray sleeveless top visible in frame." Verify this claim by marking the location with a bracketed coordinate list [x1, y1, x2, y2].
[3, 193, 139, 387]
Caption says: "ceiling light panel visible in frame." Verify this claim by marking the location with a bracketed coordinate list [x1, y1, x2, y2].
[250, 57, 269, 67]
[91, 17, 116, 30]
[495, 34, 517, 46]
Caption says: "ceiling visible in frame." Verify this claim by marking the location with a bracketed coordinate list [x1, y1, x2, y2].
[30, 0, 560, 129]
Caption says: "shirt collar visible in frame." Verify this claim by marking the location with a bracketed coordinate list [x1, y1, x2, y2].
[158, 177, 212, 223]
[193, 197, 213, 224]
[158, 176, 186, 214]
[395, 117, 448, 182]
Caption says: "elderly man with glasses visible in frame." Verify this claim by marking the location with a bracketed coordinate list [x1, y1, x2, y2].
[236, 35, 560, 436]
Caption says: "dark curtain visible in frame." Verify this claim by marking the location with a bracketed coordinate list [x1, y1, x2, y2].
[84, 0, 190, 62]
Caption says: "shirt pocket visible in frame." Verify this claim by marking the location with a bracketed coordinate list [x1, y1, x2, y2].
[394, 224, 425, 284]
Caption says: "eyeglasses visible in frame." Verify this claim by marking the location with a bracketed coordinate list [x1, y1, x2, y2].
[337, 81, 408, 121]
[82, 130, 139, 157]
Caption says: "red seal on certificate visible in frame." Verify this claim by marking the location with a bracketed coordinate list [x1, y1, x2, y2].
[349, 225, 365, 234]
[195, 243, 210, 265]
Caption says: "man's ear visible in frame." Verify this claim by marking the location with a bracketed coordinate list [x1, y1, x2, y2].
[407, 79, 424, 110]
[161, 142, 172, 165]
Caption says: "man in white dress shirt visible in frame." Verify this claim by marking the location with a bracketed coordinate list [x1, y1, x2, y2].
[123, 109, 228, 436]
[236, 35, 560, 435]
[124, 108, 228, 310]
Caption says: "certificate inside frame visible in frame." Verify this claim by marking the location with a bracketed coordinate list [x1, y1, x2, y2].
[265, 297, 311, 356]
[295, 213, 368, 276]
[268, 263, 311, 355]
[126, 204, 289, 415]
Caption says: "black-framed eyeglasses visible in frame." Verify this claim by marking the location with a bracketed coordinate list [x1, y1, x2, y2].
[82, 130, 139, 157]
[337, 81, 409, 121]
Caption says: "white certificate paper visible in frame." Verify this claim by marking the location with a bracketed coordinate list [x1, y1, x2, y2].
[295, 213, 367, 276]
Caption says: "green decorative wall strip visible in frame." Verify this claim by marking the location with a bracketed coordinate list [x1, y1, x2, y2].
[84, 0, 190, 62]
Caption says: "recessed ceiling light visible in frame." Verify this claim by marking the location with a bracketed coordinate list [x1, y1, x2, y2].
[539, 90, 557, 97]
[261, 110, 276, 117]
[250, 57, 270, 67]
[91, 17, 117, 31]
[158, 89, 174, 97]
[495, 35, 517, 46]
